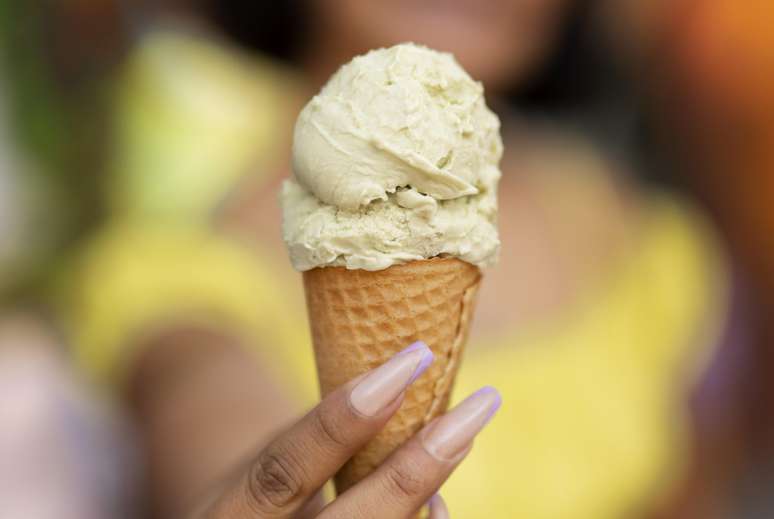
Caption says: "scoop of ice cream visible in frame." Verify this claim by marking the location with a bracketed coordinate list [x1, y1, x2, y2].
[292, 43, 502, 211]
[282, 43, 502, 271]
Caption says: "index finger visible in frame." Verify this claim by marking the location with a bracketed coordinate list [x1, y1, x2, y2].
[204, 341, 433, 518]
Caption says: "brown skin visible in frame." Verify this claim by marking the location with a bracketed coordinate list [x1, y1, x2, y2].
[126, 327, 301, 518]
[129, 328, 462, 519]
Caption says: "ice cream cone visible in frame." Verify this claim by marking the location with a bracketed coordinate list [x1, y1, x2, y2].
[302, 257, 481, 493]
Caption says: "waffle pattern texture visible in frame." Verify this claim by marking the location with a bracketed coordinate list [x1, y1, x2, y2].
[303, 257, 481, 492]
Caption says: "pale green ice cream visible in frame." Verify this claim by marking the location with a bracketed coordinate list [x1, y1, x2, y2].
[281, 43, 502, 271]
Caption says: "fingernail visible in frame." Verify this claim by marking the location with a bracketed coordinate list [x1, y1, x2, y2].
[349, 341, 433, 417]
[421, 386, 501, 460]
[428, 493, 450, 519]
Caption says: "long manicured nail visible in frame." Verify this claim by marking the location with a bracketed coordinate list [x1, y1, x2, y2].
[421, 386, 501, 460]
[428, 494, 450, 519]
[349, 341, 433, 416]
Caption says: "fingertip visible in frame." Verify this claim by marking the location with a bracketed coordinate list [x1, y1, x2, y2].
[421, 386, 501, 461]
[428, 493, 450, 519]
[409, 345, 434, 384]
[477, 385, 502, 423]
[348, 340, 434, 417]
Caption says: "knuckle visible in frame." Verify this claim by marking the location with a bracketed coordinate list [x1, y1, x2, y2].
[311, 406, 349, 451]
[383, 459, 428, 501]
[245, 448, 304, 513]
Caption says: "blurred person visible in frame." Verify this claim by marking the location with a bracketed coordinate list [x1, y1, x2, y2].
[50, 0, 744, 517]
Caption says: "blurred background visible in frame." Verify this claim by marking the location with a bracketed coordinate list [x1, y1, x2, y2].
[1, 1, 773, 517]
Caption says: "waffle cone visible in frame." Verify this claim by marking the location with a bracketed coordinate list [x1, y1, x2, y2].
[302, 257, 481, 493]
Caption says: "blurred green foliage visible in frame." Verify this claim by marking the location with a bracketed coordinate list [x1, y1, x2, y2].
[0, 0, 108, 303]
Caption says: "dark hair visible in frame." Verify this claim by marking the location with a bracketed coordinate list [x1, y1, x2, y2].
[515, 1, 602, 113]
[208, 0, 310, 63]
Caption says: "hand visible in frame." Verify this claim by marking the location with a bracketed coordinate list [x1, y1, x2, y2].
[192, 341, 501, 518]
